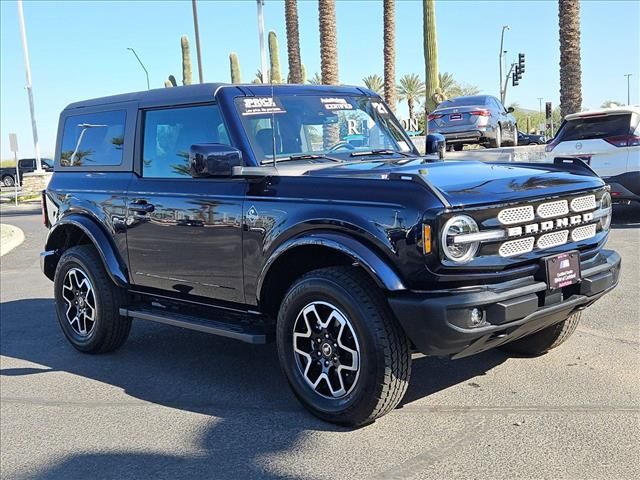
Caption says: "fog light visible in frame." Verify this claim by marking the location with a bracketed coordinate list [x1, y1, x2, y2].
[470, 308, 485, 327]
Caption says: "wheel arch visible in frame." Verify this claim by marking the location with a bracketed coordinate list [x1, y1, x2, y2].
[43, 214, 129, 287]
[257, 232, 406, 317]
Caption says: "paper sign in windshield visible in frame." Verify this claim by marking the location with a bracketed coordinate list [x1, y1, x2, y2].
[321, 98, 354, 111]
[239, 97, 286, 116]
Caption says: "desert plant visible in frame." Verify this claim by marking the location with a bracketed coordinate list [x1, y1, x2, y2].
[319, 0, 339, 85]
[383, 0, 397, 110]
[181, 35, 192, 85]
[308, 72, 322, 85]
[229, 53, 241, 83]
[362, 74, 384, 95]
[285, 0, 303, 83]
[398, 73, 426, 119]
[164, 75, 178, 88]
[423, 0, 439, 112]
[268, 31, 283, 83]
[559, 0, 582, 117]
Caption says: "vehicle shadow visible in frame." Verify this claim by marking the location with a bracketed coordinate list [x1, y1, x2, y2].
[0, 298, 506, 479]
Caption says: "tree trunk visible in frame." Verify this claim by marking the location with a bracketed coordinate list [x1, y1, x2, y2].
[285, 0, 303, 84]
[383, 0, 397, 111]
[559, 0, 582, 118]
[408, 98, 414, 120]
[423, 0, 439, 113]
[319, 0, 339, 85]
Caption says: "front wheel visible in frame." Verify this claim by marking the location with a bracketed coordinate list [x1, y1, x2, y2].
[277, 267, 411, 427]
[498, 312, 581, 357]
[489, 125, 502, 148]
[2, 175, 15, 187]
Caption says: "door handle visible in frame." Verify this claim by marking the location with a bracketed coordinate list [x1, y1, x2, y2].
[128, 201, 155, 214]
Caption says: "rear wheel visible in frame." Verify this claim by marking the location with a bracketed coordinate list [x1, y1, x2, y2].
[498, 312, 581, 357]
[54, 245, 131, 353]
[277, 267, 411, 427]
[2, 175, 15, 187]
[489, 125, 502, 148]
[453, 144, 463, 152]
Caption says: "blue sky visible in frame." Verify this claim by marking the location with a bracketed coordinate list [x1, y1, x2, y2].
[1, 0, 638, 159]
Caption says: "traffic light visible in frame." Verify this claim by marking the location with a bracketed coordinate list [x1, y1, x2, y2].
[518, 53, 525, 75]
[512, 66, 520, 86]
[545, 101, 552, 120]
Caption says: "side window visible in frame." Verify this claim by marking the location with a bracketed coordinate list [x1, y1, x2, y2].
[142, 104, 230, 178]
[60, 110, 126, 167]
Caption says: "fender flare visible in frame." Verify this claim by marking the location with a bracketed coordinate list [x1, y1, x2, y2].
[256, 232, 407, 300]
[44, 214, 129, 287]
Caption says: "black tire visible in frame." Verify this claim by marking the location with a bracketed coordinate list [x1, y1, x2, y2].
[512, 126, 519, 147]
[2, 175, 15, 187]
[276, 267, 411, 427]
[53, 245, 131, 353]
[489, 125, 502, 148]
[453, 144, 463, 151]
[498, 312, 581, 357]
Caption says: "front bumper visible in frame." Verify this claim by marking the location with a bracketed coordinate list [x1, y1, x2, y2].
[388, 249, 621, 359]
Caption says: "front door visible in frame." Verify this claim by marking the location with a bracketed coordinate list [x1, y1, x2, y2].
[125, 103, 246, 304]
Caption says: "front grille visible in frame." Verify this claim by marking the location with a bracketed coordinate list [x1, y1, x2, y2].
[497, 205, 534, 225]
[536, 200, 569, 219]
[498, 237, 535, 257]
[537, 230, 569, 249]
[571, 223, 597, 242]
[570, 194, 596, 212]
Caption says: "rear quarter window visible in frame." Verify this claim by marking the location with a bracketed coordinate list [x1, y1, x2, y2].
[59, 110, 126, 167]
[557, 114, 632, 142]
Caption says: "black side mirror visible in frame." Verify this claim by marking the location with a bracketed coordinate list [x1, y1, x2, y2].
[189, 144, 243, 177]
[507, 106, 515, 113]
[425, 133, 446, 159]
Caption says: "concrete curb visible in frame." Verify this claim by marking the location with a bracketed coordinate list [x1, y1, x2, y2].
[0, 224, 25, 257]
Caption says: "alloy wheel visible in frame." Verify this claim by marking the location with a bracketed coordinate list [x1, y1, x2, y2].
[61, 267, 96, 337]
[292, 301, 361, 399]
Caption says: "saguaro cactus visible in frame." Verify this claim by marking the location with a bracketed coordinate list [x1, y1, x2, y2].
[229, 53, 242, 83]
[423, 0, 439, 112]
[301, 63, 307, 84]
[181, 35, 192, 86]
[164, 75, 178, 88]
[268, 31, 282, 84]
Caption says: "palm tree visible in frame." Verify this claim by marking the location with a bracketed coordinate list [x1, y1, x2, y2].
[363, 74, 384, 95]
[559, 0, 582, 117]
[397, 74, 426, 119]
[318, 0, 339, 85]
[284, 0, 303, 83]
[438, 72, 456, 98]
[383, 0, 397, 110]
[308, 72, 323, 85]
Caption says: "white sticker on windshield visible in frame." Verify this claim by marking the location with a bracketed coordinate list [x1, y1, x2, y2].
[239, 97, 286, 116]
[371, 101, 389, 115]
[320, 97, 354, 111]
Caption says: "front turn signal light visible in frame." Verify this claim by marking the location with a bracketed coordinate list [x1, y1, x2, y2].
[423, 225, 432, 254]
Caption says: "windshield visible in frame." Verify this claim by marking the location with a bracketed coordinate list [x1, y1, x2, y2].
[41, 158, 54, 168]
[234, 94, 414, 163]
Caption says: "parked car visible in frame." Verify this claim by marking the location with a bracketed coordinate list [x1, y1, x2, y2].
[518, 130, 546, 145]
[0, 158, 53, 187]
[546, 106, 640, 203]
[41, 83, 620, 426]
[428, 95, 518, 150]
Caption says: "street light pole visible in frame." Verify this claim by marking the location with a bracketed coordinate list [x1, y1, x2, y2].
[16, 0, 42, 172]
[538, 97, 543, 114]
[256, 0, 268, 83]
[192, 0, 204, 83]
[499, 25, 510, 104]
[624, 73, 632, 105]
[127, 48, 150, 90]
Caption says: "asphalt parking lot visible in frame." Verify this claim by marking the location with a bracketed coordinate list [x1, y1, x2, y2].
[1, 204, 639, 480]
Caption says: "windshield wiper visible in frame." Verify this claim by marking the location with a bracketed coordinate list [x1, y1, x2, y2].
[349, 149, 413, 158]
[260, 153, 344, 165]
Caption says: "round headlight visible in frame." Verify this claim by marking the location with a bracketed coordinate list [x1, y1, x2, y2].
[600, 192, 612, 231]
[441, 215, 479, 263]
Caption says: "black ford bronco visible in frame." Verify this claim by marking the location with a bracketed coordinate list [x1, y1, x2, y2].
[41, 83, 620, 426]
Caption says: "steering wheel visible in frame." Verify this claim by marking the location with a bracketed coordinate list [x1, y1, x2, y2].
[327, 141, 355, 152]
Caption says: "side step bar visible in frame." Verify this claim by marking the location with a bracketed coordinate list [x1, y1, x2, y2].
[120, 307, 268, 344]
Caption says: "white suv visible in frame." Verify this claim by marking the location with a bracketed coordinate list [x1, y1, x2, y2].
[546, 106, 640, 203]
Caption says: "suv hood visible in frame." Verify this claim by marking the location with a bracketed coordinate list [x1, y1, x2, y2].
[302, 159, 604, 207]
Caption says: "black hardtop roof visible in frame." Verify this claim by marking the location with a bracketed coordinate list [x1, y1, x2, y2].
[63, 83, 377, 110]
